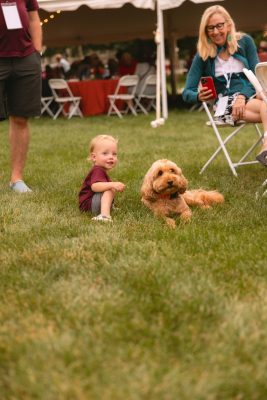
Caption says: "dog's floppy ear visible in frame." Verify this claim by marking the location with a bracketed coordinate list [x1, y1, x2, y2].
[141, 164, 158, 201]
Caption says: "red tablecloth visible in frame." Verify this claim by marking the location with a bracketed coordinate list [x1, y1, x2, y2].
[68, 79, 120, 116]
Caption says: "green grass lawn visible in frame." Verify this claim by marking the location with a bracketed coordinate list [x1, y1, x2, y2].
[1, 110, 267, 399]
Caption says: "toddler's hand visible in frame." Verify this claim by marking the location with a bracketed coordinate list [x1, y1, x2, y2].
[113, 182, 125, 192]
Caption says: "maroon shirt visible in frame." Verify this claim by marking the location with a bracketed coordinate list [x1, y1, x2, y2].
[118, 60, 137, 76]
[79, 165, 111, 212]
[0, 0, 39, 57]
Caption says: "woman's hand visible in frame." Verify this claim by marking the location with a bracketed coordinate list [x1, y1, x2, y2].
[232, 96, 246, 120]
[198, 87, 214, 102]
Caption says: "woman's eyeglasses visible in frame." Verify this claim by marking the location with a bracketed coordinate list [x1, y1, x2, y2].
[206, 22, 226, 33]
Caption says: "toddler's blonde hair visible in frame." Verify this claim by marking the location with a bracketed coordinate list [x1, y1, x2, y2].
[88, 134, 118, 161]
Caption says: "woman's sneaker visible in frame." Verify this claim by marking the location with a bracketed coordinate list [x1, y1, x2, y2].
[91, 214, 113, 222]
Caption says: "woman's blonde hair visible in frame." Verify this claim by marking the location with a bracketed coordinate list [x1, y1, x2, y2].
[88, 134, 118, 161]
[197, 5, 242, 61]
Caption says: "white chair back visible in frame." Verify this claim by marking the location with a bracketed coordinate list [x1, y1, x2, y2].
[114, 74, 139, 96]
[243, 63, 267, 104]
[49, 78, 73, 98]
[107, 75, 139, 118]
[48, 78, 83, 119]
[255, 62, 267, 100]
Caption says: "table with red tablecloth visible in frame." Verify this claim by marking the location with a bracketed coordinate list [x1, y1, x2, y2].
[68, 79, 122, 116]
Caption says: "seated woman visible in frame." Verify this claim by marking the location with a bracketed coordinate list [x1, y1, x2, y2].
[117, 51, 137, 76]
[182, 5, 267, 166]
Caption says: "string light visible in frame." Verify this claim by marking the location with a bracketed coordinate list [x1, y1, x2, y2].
[40, 10, 61, 26]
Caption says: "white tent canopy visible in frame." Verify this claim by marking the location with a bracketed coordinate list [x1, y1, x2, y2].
[38, 0, 213, 12]
[39, 0, 267, 46]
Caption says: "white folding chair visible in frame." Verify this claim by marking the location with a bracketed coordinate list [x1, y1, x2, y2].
[107, 75, 139, 118]
[134, 74, 156, 115]
[41, 96, 54, 118]
[48, 79, 83, 120]
[243, 62, 267, 194]
[200, 100, 262, 177]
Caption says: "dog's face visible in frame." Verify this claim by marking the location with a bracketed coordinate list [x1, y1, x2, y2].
[141, 159, 188, 199]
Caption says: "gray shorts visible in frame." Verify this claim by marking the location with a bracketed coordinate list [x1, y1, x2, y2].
[91, 193, 103, 215]
[0, 52, 42, 120]
[91, 192, 114, 214]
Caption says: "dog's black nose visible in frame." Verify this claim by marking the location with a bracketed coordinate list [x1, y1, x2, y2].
[167, 180, 173, 187]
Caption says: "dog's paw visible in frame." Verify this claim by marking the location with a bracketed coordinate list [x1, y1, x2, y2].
[200, 204, 211, 209]
[180, 209, 192, 223]
[166, 217, 176, 229]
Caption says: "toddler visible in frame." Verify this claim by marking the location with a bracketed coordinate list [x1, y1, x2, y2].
[79, 135, 125, 222]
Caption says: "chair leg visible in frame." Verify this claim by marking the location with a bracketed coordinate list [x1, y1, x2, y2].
[77, 106, 83, 118]
[46, 105, 55, 118]
[127, 100, 137, 116]
[237, 136, 262, 165]
[68, 101, 82, 119]
[201, 102, 264, 175]
[41, 98, 54, 118]
[146, 99, 156, 112]
[107, 101, 113, 116]
[108, 99, 123, 118]
[135, 98, 148, 115]
[201, 102, 239, 176]
[200, 124, 245, 171]
[53, 104, 64, 120]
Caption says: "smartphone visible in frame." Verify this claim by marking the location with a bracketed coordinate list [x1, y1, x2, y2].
[200, 76, 217, 99]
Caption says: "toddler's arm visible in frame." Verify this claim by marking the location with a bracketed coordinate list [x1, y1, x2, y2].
[91, 181, 125, 193]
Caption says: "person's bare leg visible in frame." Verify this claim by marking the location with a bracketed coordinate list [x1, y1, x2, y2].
[244, 99, 267, 152]
[100, 189, 115, 217]
[9, 116, 30, 183]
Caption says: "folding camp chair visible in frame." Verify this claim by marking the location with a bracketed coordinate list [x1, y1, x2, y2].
[243, 62, 267, 194]
[134, 74, 156, 115]
[48, 79, 83, 120]
[107, 75, 139, 118]
[200, 100, 262, 177]
[41, 96, 54, 118]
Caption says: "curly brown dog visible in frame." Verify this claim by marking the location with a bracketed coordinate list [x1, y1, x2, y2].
[141, 159, 224, 228]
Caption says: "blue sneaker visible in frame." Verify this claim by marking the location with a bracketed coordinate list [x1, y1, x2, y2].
[10, 180, 32, 193]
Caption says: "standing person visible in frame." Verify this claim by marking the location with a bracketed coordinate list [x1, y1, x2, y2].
[0, 0, 42, 193]
[55, 53, 71, 77]
[79, 135, 125, 222]
[182, 5, 267, 166]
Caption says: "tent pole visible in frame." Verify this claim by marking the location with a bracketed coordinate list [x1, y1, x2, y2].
[156, 31, 161, 122]
[158, 2, 168, 119]
[151, 0, 165, 128]
[168, 32, 178, 98]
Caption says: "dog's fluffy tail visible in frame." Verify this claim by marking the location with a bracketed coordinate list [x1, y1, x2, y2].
[183, 189, 224, 207]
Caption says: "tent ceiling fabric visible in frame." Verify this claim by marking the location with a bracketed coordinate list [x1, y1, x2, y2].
[39, 0, 267, 47]
[38, 0, 155, 11]
[39, 4, 156, 46]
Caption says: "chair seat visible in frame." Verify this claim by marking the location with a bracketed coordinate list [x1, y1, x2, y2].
[206, 120, 246, 127]
[55, 96, 81, 103]
[108, 94, 134, 100]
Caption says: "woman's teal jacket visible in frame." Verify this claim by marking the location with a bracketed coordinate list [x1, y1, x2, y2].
[182, 34, 259, 104]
